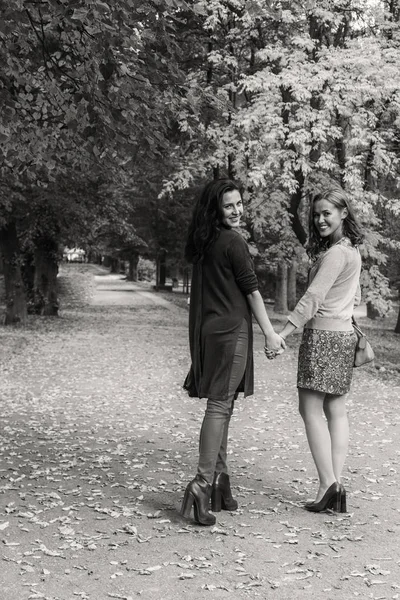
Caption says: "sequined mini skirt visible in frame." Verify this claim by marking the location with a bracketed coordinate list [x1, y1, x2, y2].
[297, 329, 357, 395]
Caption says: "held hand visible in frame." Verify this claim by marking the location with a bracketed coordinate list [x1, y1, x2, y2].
[264, 332, 286, 360]
[266, 332, 285, 352]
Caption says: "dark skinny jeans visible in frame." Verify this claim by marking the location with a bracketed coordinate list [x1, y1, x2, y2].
[197, 320, 249, 484]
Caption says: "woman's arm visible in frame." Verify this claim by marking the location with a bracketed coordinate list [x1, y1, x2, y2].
[227, 236, 284, 353]
[279, 320, 297, 341]
[278, 247, 350, 342]
[288, 246, 346, 329]
[247, 290, 286, 353]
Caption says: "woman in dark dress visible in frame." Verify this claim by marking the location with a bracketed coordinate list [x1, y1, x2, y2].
[181, 178, 285, 525]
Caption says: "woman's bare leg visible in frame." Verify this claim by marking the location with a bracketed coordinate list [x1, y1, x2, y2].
[323, 393, 349, 483]
[298, 387, 337, 502]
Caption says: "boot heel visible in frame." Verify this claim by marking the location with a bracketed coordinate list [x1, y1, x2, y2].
[212, 472, 238, 512]
[180, 490, 194, 518]
[180, 476, 216, 526]
[211, 489, 222, 512]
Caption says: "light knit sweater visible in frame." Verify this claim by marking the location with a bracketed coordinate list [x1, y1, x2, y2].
[288, 239, 361, 332]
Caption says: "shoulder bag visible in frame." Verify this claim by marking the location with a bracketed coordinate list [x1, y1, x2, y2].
[352, 317, 374, 368]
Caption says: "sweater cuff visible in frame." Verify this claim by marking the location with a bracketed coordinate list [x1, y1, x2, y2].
[238, 275, 259, 296]
[288, 313, 304, 328]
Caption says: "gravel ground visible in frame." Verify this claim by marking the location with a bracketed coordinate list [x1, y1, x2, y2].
[1, 264, 400, 600]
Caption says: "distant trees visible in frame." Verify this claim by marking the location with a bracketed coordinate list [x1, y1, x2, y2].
[1, 0, 399, 329]
[0, 0, 190, 323]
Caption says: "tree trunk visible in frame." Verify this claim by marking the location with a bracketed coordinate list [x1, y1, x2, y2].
[33, 237, 59, 316]
[110, 258, 119, 273]
[281, 87, 307, 246]
[366, 301, 379, 320]
[183, 267, 191, 294]
[159, 250, 166, 286]
[103, 255, 112, 268]
[127, 252, 139, 282]
[119, 260, 127, 275]
[395, 297, 400, 334]
[274, 261, 288, 314]
[21, 250, 36, 314]
[0, 222, 27, 325]
[287, 260, 298, 311]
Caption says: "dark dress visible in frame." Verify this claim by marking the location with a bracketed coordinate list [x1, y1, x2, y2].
[184, 228, 259, 400]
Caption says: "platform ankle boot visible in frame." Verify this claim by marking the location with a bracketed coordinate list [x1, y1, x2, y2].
[211, 472, 238, 512]
[180, 475, 216, 526]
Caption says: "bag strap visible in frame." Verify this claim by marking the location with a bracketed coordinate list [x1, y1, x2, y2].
[352, 315, 365, 337]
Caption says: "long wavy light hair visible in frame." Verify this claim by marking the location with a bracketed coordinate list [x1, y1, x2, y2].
[307, 187, 364, 259]
[185, 178, 241, 263]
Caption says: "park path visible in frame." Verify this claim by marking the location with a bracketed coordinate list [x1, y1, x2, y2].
[1, 266, 399, 600]
[91, 274, 175, 309]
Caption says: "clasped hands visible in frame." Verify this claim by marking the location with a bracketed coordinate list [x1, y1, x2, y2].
[264, 332, 286, 360]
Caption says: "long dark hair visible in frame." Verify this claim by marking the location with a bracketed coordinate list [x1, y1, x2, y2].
[185, 178, 241, 263]
[307, 186, 364, 259]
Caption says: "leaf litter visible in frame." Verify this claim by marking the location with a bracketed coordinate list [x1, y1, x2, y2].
[1, 266, 400, 599]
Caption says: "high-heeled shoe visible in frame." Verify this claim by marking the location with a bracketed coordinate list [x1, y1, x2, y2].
[211, 472, 238, 512]
[339, 483, 347, 513]
[180, 474, 216, 525]
[304, 482, 343, 513]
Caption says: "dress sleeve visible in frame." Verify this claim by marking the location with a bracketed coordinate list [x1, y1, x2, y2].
[227, 235, 259, 295]
[288, 246, 346, 328]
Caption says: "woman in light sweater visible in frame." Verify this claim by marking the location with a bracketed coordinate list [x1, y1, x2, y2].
[276, 187, 364, 513]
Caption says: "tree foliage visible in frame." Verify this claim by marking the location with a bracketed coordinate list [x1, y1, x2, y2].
[162, 0, 400, 317]
[1, 0, 399, 325]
